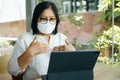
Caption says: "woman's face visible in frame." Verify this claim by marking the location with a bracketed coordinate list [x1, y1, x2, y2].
[37, 8, 57, 35]
[38, 8, 56, 24]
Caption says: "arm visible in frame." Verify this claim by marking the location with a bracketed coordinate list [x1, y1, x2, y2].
[18, 36, 48, 70]
[8, 36, 48, 76]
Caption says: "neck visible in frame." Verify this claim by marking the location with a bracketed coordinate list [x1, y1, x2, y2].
[38, 32, 51, 43]
[38, 32, 50, 37]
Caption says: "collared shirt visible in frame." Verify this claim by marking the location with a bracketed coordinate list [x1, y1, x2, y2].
[8, 32, 67, 80]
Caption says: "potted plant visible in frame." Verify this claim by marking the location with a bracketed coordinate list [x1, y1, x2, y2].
[89, 25, 120, 65]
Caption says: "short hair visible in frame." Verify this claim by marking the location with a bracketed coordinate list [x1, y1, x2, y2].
[31, 1, 60, 35]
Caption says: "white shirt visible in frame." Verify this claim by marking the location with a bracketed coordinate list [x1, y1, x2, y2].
[8, 32, 67, 80]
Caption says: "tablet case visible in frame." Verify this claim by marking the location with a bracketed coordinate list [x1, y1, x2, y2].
[47, 50, 100, 80]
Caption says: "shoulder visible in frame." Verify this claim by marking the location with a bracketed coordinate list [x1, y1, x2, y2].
[16, 32, 33, 44]
[20, 32, 33, 39]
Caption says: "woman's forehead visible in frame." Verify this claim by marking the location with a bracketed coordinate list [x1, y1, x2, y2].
[40, 8, 55, 17]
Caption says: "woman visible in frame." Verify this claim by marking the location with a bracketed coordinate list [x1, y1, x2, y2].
[8, 1, 75, 80]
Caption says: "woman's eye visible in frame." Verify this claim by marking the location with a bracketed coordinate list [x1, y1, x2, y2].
[40, 18, 47, 21]
[50, 18, 56, 21]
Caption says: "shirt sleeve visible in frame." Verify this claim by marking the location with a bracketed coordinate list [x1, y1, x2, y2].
[7, 37, 27, 76]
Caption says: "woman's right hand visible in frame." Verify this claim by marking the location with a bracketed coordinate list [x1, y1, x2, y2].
[26, 36, 49, 56]
[18, 36, 48, 70]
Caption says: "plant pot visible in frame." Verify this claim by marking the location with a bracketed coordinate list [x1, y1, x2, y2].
[100, 46, 110, 58]
[104, 46, 110, 57]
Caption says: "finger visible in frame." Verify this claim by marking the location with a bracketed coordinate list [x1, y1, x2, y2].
[42, 45, 49, 49]
[41, 43, 48, 46]
[36, 49, 48, 55]
[32, 35, 38, 43]
[40, 48, 48, 52]
[29, 36, 38, 47]
[65, 39, 70, 45]
[59, 45, 65, 51]
[40, 43, 48, 47]
[53, 47, 59, 51]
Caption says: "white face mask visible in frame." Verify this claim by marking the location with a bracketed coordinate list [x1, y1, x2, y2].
[37, 22, 56, 34]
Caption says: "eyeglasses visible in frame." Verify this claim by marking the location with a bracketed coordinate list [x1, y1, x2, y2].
[39, 17, 56, 25]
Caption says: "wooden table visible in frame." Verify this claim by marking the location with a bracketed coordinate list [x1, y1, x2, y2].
[0, 62, 120, 80]
[94, 62, 120, 80]
[0, 73, 12, 80]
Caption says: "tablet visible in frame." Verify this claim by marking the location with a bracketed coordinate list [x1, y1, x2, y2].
[46, 50, 100, 80]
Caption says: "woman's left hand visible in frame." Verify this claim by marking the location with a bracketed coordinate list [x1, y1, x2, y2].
[53, 39, 75, 51]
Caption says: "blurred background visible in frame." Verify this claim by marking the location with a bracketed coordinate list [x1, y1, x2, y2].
[0, 0, 120, 80]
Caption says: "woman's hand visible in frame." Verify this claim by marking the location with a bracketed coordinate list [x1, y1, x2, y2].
[18, 36, 48, 70]
[53, 39, 75, 51]
[26, 36, 49, 56]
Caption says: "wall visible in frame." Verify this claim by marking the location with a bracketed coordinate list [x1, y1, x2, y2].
[59, 12, 104, 44]
[0, 12, 104, 44]
[0, 20, 26, 37]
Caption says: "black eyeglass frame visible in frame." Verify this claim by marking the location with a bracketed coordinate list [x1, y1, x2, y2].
[39, 17, 56, 25]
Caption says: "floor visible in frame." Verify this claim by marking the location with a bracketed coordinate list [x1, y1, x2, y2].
[94, 63, 120, 80]
[0, 62, 120, 80]
[0, 73, 12, 80]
